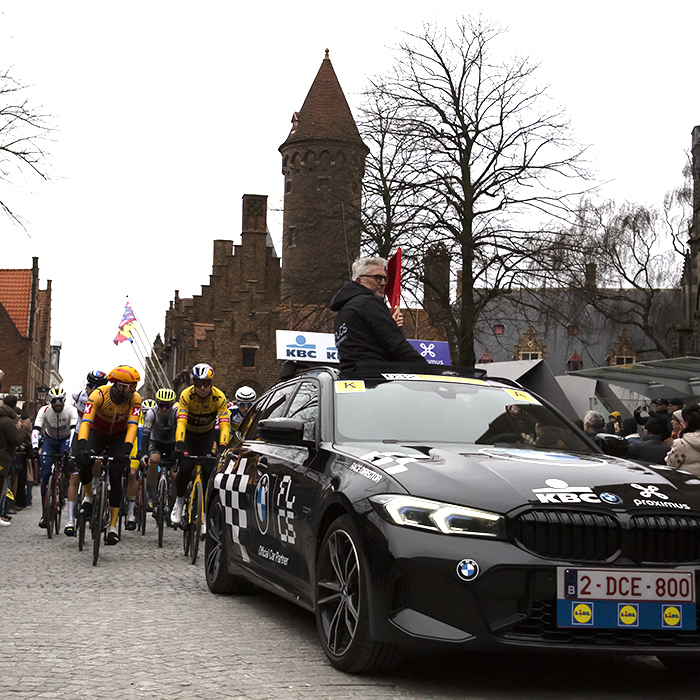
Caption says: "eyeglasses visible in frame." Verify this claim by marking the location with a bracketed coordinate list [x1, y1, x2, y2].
[50, 399, 65, 405]
[193, 380, 211, 388]
[238, 402, 252, 409]
[115, 382, 136, 391]
[158, 402, 173, 409]
[359, 274, 388, 284]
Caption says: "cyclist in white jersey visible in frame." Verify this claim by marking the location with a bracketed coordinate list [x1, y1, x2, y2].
[33, 388, 78, 530]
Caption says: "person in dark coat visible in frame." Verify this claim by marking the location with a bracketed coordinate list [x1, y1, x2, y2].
[0, 396, 32, 526]
[330, 256, 428, 373]
[634, 399, 672, 440]
[628, 418, 670, 465]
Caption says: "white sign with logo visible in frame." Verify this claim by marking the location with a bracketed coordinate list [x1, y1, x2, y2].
[276, 330, 339, 363]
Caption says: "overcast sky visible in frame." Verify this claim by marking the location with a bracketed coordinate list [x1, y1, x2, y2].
[1, 1, 698, 395]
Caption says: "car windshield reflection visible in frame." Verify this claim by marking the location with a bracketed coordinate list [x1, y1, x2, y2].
[334, 380, 593, 452]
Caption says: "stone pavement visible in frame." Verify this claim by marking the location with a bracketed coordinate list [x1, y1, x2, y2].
[0, 504, 696, 700]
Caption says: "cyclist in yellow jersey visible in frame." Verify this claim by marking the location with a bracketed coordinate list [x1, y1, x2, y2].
[170, 363, 229, 529]
[75, 365, 142, 545]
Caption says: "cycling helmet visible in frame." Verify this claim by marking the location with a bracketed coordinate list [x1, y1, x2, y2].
[48, 387, 66, 402]
[235, 386, 256, 403]
[107, 365, 141, 384]
[228, 401, 236, 411]
[142, 398, 157, 411]
[191, 363, 214, 381]
[87, 369, 108, 386]
[155, 388, 177, 403]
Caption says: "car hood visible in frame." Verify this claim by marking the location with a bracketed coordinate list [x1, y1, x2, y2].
[336, 442, 700, 514]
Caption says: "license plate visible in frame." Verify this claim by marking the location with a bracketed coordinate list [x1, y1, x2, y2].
[556, 567, 696, 630]
[562, 568, 695, 602]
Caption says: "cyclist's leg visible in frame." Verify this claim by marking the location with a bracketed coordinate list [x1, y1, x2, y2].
[39, 437, 60, 527]
[77, 432, 108, 514]
[105, 433, 129, 543]
[171, 443, 195, 524]
[125, 440, 139, 529]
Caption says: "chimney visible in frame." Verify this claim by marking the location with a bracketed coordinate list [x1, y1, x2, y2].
[242, 194, 268, 233]
[585, 262, 597, 291]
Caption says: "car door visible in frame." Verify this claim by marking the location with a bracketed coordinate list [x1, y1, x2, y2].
[248, 379, 325, 603]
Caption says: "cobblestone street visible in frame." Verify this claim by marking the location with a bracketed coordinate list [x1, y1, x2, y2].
[1, 505, 698, 700]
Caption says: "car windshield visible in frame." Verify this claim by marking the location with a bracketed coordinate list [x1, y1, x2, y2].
[334, 378, 593, 452]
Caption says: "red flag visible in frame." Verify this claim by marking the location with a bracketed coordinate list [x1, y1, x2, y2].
[385, 248, 402, 311]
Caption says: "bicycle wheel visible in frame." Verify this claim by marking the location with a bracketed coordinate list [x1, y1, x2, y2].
[77, 483, 86, 552]
[92, 478, 107, 566]
[156, 476, 167, 548]
[139, 474, 147, 536]
[182, 488, 192, 557]
[45, 472, 56, 539]
[53, 470, 64, 534]
[190, 480, 203, 565]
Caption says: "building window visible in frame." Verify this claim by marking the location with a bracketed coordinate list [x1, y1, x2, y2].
[287, 226, 296, 247]
[242, 347, 256, 368]
[478, 351, 493, 364]
[567, 352, 583, 372]
[493, 324, 504, 335]
[567, 324, 579, 336]
[521, 352, 539, 361]
[614, 356, 635, 366]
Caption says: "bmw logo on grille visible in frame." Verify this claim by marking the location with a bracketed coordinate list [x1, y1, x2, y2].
[457, 558, 479, 581]
[599, 492, 622, 504]
[255, 473, 270, 535]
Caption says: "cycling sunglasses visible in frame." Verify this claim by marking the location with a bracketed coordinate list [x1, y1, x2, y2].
[158, 402, 173, 409]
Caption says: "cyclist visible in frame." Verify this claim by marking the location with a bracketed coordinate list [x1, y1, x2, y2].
[142, 388, 177, 511]
[33, 388, 78, 529]
[230, 386, 256, 432]
[123, 397, 156, 530]
[170, 363, 229, 530]
[65, 370, 108, 535]
[75, 365, 142, 545]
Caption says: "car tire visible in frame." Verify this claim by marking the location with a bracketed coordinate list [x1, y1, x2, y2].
[204, 496, 254, 594]
[659, 656, 700, 675]
[315, 515, 398, 674]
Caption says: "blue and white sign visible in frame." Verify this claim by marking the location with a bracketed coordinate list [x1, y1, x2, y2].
[276, 330, 339, 363]
[407, 339, 452, 365]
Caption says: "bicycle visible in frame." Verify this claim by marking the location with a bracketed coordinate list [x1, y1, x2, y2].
[43, 451, 69, 539]
[180, 455, 214, 565]
[87, 456, 114, 567]
[118, 459, 147, 537]
[154, 457, 175, 548]
[77, 481, 86, 551]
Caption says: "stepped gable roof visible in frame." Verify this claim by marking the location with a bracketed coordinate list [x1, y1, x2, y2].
[0, 268, 32, 337]
[280, 49, 367, 152]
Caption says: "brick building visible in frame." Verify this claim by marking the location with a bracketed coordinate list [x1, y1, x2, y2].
[151, 52, 372, 398]
[0, 257, 53, 415]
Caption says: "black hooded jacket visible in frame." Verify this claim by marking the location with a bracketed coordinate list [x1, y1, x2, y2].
[330, 281, 428, 372]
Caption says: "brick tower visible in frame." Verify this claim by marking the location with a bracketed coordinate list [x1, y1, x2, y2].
[279, 49, 369, 306]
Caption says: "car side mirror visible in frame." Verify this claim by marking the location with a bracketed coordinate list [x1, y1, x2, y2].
[258, 418, 305, 445]
[597, 433, 629, 458]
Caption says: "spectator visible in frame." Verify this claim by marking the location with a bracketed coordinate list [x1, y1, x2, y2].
[605, 411, 622, 434]
[666, 409, 683, 446]
[665, 404, 700, 476]
[634, 398, 672, 440]
[0, 395, 32, 526]
[668, 398, 685, 416]
[330, 256, 428, 374]
[627, 418, 670, 465]
[582, 410, 606, 448]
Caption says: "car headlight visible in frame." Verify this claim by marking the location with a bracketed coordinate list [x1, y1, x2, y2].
[369, 494, 505, 539]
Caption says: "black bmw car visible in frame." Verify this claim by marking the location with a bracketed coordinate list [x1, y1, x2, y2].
[204, 363, 700, 673]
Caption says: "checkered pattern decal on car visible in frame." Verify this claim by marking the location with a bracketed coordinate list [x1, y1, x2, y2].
[214, 456, 250, 563]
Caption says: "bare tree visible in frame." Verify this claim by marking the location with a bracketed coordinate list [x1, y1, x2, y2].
[359, 17, 591, 364]
[547, 197, 685, 358]
[0, 68, 53, 226]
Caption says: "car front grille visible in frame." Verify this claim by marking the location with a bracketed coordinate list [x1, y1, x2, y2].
[512, 510, 700, 563]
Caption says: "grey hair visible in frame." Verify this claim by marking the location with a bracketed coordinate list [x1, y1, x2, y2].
[351, 256, 388, 281]
[583, 410, 605, 431]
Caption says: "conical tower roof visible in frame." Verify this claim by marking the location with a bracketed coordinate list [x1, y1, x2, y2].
[280, 49, 368, 152]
